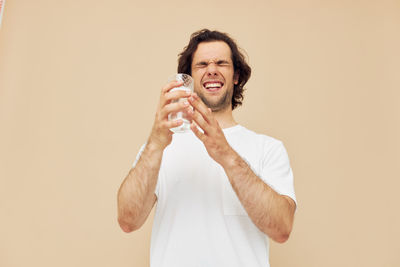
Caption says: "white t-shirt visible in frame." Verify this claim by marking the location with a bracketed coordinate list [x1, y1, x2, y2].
[133, 125, 297, 267]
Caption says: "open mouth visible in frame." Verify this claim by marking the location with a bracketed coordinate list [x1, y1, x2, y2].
[203, 81, 224, 92]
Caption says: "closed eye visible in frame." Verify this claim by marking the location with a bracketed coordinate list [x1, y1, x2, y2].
[193, 60, 232, 69]
[216, 60, 231, 66]
[194, 61, 208, 68]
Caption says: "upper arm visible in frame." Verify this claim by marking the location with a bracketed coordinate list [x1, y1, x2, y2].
[260, 140, 297, 207]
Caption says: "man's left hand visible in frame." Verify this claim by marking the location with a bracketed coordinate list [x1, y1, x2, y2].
[188, 93, 235, 166]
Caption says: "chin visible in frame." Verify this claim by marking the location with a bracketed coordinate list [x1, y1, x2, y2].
[198, 91, 232, 111]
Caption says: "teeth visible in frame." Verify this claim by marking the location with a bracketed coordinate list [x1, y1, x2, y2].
[205, 83, 222, 88]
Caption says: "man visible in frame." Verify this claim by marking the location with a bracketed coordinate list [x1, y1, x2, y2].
[117, 29, 297, 267]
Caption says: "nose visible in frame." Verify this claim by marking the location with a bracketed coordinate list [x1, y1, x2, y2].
[206, 62, 218, 77]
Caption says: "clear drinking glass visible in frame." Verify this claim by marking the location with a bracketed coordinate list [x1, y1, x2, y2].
[168, 74, 194, 133]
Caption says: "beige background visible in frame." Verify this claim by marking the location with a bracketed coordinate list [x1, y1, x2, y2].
[1, 0, 399, 266]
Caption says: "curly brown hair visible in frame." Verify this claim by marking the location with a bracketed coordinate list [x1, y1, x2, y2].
[177, 29, 251, 110]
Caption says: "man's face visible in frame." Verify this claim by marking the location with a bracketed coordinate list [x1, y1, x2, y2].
[191, 41, 238, 112]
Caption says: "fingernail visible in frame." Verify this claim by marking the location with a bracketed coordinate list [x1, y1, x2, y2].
[189, 96, 194, 102]
[183, 101, 189, 106]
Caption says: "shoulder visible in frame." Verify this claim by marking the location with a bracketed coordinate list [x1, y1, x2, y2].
[234, 125, 283, 148]
[227, 125, 287, 163]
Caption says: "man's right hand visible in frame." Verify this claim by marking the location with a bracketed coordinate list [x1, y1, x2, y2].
[148, 80, 191, 150]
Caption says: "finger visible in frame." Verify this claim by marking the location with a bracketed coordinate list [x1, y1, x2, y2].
[188, 93, 212, 123]
[188, 108, 211, 135]
[190, 122, 205, 141]
[160, 100, 190, 119]
[159, 81, 185, 107]
[163, 118, 183, 130]
[161, 80, 184, 94]
[163, 90, 191, 105]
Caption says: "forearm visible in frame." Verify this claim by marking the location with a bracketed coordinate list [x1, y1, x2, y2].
[221, 149, 295, 243]
[116, 80, 190, 232]
[117, 141, 163, 232]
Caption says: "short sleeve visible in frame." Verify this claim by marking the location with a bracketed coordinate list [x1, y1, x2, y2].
[260, 141, 297, 207]
[132, 143, 161, 198]
[132, 143, 147, 168]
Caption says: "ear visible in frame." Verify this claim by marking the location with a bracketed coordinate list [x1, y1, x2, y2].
[234, 71, 239, 85]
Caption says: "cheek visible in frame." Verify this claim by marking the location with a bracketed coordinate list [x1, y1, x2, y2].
[192, 69, 204, 77]
[222, 68, 234, 77]
[194, 82, 202, 92]
[192, 70, 205, 85]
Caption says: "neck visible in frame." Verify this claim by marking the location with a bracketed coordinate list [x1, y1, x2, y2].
[212, 107, 237, 129]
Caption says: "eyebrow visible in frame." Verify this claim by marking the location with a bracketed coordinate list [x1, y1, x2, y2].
[193, 59, 231, 66]
[216, 59, 230, 64]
